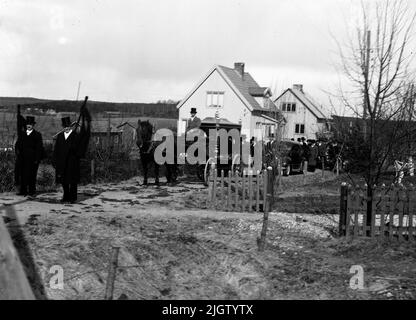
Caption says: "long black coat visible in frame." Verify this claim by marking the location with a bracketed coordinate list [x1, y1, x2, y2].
[14, 130, 44, 185]
[53, 131, 81, 184]
[186, 116, 201, 131]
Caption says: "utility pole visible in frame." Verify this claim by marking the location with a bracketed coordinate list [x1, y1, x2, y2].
[76, 81, 81, 101]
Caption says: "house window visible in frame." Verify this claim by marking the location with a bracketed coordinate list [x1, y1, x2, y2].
[281, 103, 296, 112]
[206, 91, 224, 108]
[270, 125, 275, 137]
[266, 125, 275, 137]
[295, 124, 305, 134]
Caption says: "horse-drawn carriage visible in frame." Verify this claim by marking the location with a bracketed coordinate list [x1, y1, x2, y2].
[184, 117, 243, 185]
[135, 117, 261, 186]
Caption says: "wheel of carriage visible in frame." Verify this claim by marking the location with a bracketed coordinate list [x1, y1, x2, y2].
[204, 157, 216, 186]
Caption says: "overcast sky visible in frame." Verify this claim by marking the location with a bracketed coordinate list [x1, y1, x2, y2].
[0, 0, 415, 115]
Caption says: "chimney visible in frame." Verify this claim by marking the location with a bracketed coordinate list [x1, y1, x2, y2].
[234, 62, 245, 79]
[293, 84, 303, 93]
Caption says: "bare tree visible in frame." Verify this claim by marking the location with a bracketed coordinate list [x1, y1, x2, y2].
[332, 0, 416, 231]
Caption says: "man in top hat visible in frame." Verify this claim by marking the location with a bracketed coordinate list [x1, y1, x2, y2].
[15, 116, 45, 196]
[186, 107, 201, 132]
[53, 117, 81, 203]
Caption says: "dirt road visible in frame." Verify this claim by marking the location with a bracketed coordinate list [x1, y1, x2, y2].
[1, 175, 416, 300]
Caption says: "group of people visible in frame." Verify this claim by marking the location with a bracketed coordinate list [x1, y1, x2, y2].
[290, 137, 342, 172]
[15, 115, 84, 203]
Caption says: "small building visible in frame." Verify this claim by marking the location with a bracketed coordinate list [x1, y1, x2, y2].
[274, 84, 331, 141]
[90, 120, 123, 149]
[176, 62, 284, 142]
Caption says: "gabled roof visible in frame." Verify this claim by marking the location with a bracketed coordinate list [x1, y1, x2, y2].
[274, 88, 329, 120]
[177, 64, 279, 113]
[117, 121, 136, 129]
[91, 120, 123, 133]
[259, 114, 281, 124]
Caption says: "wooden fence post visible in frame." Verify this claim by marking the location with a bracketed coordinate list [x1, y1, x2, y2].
[379, 185, 387, 240]
[302, 161, 308, 184]
[268, 167, 274, 213]
[207, 168, 212, 209]
[256, 170, 260, 213]
[212, 169, 218, 209]
[370, 186, 377, 238]
[248, 173, 253, 212]
[241, 171, 246, 212]
[227, 170, 231, 211]
[409, 185, 414, 242]
[220, 170, 224, 206]
[258, 167, 273, 251]
[104, 246, 120, 300]
[277, 158, 282, 192]
[0, 218, 35, 300]
[339, 183, 348, 237]
[234, 171, 240, 211]
[91, 159, 95, 183]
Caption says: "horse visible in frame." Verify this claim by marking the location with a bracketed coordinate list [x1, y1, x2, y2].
[135, 120, 178, 185]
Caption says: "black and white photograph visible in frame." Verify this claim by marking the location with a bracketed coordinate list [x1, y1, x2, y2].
[1, 0, 416, 309]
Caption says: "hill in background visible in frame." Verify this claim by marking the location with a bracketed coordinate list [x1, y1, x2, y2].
[0, 97, 179, 119]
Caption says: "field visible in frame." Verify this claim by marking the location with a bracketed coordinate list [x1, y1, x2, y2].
[1, 169, 416, 300]
[0, 110, 177, 147]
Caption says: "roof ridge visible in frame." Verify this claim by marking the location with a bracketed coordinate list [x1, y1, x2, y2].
[292, 88, 327, 119]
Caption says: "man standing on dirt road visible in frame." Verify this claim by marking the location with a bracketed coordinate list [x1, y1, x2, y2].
[15, 116, 45, 197]
[53, 117, 81, 203]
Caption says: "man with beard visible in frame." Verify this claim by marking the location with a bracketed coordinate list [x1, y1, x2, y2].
[15, 116, 44, 197]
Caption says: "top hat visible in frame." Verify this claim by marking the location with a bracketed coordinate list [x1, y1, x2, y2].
[61, 117, 72, 127]
[25, 116, 36, 125]
[190, 108, 197, 114]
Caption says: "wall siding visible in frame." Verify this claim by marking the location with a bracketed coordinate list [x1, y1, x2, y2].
[177, 69, 252, 137]
[275, 91, 321, 140]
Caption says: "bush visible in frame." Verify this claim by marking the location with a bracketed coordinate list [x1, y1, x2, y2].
[0, 151, 15, 193]
[83, 144, 138, 183]
[37, 164, 56, 192]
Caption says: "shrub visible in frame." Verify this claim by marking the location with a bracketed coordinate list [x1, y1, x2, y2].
[83, 144, 138, 183]
[37, 164, 56, 192]
[0, 151, 15, 193]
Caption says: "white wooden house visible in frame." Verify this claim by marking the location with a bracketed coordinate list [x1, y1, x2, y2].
[274, 84, 331, 141]
[176, 62, 284, 142]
